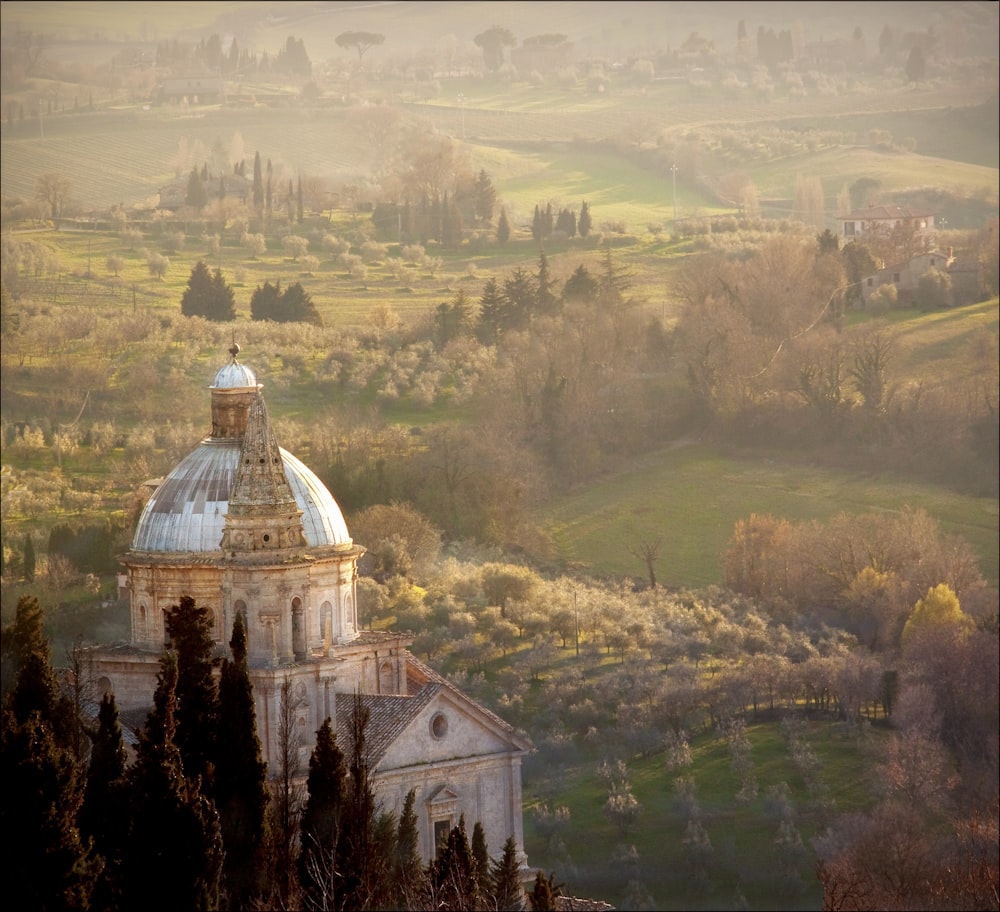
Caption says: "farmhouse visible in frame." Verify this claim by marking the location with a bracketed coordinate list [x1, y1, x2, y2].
[89, 345, 531, 867]
[860, 248, 954, 304]
[155, 76, 226, 105]
[837, 204, 935, 248]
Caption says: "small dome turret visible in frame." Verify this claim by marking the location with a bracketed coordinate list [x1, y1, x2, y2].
[211, 346, 258, 390]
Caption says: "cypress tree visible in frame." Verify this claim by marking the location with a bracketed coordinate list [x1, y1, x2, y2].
[472, 820, 490, 901]
[340, 692, 378, 909]
[491, 836, 526, 911]
[496, 207, 511, 244]
[252, 151, 263, 212]
[181, 261, 214, 319]
[297, 175, 304, 223]
[477, 276, 504, 344]
[79, 692, 129, 910]
[392, 789, 425, 907]
[181, 261, 236, 321]
[532, 204, 543, 241]
[562, 264, 599, 305]
[250, 279, 282, 322]
[2, 595, 75, 744]
[209, 267, 237, 321]
[298, 716, 347, 910]
[217, 611, 269, 911]
[1, 596, 97, 910]
[1, 709, 96, 911]
[123, 652, 224, 912]
[430, 814, 477, 911]
[529, 871, 559, 911]
[281, 281, 322, 325]
[475, 168, 497, 223]
[578, 200, 592, 238]
[535, 248, 559, 316]
[165, 595, 220, 791]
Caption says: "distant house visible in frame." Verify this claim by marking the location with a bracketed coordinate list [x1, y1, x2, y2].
[155, 76, 225, 105]
[837, 205, 935, 249]
[156, 171, 250, 212]
[861, 249, 954, 304]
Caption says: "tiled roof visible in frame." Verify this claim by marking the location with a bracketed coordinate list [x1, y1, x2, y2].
[555, 896, 616, 911]
[334, 685, 439, 766]
[331, 654, 533, 766]
[839, 205, 933, 220]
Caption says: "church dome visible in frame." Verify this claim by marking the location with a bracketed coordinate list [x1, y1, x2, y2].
[130, 350, 352, 554]
[211, 342, 258, 389]
[211, 360, 258, 390]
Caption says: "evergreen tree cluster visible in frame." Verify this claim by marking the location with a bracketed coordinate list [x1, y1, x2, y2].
[371, 195, 465, 247]
[154, 33, 310, 79]
[181, 261, 237, 322]
[476, 246, 619, 342]
[1, 595, 545, 911]
[249, 279, 322, 325]
[532, 200, 591, 241]
[0, 595, 267, 911]
[757, 26, 795, 68]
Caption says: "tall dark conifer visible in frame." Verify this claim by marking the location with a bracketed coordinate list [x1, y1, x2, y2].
[340, 693, 378, 909]
[3, 594, 74, 743]
[252, 151, 263, 213]
[529, 871, 559, 911]
[535, 249, 559, 316]
[392, 788, 426, 907]
[181, 261, 236, 321]
[578, 200, 592, 238]
[496, 207, 511, 245]
[165, 595, 220, 791]
[491, 835, 525, 911]
[429, 814, 477, 910]
[217, 611, 269, 911]
[1, 597, 96, 910]
[477, 276, 505, 344]
[1, 708, 96, 911]
[123, 652, 223, 912]
[298, 716, 347, 910]
[472, 820, 490, 901]
[80, 692, 129, 910]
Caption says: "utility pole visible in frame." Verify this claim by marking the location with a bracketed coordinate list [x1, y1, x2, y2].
[671, 163, 678, 222]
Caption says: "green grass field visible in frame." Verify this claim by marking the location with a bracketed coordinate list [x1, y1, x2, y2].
[523, 718, 884, 910]
[535, 442, 1000, 589]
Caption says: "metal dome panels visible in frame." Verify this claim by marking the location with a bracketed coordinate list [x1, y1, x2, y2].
[130, 438, 351, 553]
[211, 360, 258, 390]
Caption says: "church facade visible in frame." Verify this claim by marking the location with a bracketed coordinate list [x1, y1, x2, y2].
[92, 346, 530, 865]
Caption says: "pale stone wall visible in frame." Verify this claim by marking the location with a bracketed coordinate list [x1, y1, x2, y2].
[374, 753, 526, 866]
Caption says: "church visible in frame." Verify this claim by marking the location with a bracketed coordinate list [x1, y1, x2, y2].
[91, 344, 531, 865]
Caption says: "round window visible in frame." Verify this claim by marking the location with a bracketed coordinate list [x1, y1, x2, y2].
[430, 712, 448, 739]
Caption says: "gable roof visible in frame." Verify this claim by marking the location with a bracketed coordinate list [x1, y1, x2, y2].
[838, 205, 933, 220]
[335, 686, 439, 766]
[334, 654, 532, 767]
